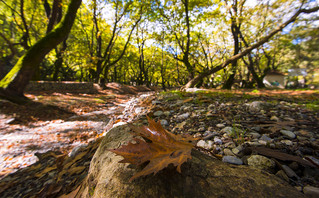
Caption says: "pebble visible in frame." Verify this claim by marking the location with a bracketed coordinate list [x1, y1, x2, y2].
[276, 170, 289, 182]
[280, 140, 293, 146]
[232, 145, 243, 155]
[222, 156, 243, 165]
[153, 111, 164, 117]
[177, 113, 190, 120]
[303, 186, 319, 198]
[247, 101, 264, 112]
[221, 127, 234, 135]
[260, 134, 272, 142]
[249, 132, 261, 139]
[223, 148, 235, 156]
[247, 155, 275, 171]
[258, 140, 268, 145]
[280, 130, 296, 139]
[270, 115, 279, 121]
[160, 119, 168, 126]
[216, 123, 225, 128]
[214, 137, 222, 145]
[282, 165, 298, 178]
[196, 140, 214, 150]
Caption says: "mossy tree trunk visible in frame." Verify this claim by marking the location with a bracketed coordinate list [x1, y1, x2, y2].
[0, 0, 82, 103]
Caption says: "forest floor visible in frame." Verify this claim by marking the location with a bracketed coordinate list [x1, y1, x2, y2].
[0, 86, 319, 197]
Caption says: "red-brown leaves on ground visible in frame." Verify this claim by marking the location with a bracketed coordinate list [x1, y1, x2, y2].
[109, 116, 196, 181]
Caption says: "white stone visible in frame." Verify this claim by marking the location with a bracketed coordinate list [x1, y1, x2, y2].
[177, 113, 190, 120]
[216, 124, 225, 128]
[214, 137, 223, 145]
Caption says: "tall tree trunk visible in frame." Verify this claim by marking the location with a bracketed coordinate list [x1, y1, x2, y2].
[223, 0, 240, 89]
[0, 0, 82, 103]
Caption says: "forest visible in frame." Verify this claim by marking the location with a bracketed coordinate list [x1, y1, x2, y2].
[1, 0, 319, 197]
[0, 0, 318, 102]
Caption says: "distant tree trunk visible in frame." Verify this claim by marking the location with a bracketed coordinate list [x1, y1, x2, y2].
[222, 0, 240, 90]
[182, 6, 319, 90]
[0, 0, 82, 103]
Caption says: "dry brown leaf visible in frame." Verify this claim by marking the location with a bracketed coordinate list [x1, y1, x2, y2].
[109, 116, 196, 181]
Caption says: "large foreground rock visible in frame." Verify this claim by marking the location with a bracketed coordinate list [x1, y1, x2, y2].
[77, 124, 305, 198]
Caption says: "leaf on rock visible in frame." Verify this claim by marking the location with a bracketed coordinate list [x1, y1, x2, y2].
[109, 116, 196, 181]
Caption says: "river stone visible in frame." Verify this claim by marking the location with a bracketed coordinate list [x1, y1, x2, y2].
[260, 134, 272, 142]
[280, 130, 296, 139]
[247, 155, 276, 171]
[222, 156, 243, 165]
[78, 124, 306, 198]
[160, 119, 169, 126]
[154, 111, 164, 117]
[177, 113, 190, 120]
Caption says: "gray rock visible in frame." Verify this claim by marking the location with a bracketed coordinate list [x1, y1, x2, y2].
[198, 127, 206, 132]
[177, 113, 190, 120]
[247, 155, 276, 171]
[71, 124, 306, 198]
[249, 132, 261, 139]
[160, 119, 169, 126]
[275, 170, 289, 182]
[246, 101, 265, 112]
[280, 130, 296, 139]
[222, 156, 243, 165]
[223, 148, 235, 156]
[260, 134, 272, 142]
[154, 111, 164, 117]
[303, 186, 319, 198]
[224, 141, 236, 149]
[282, 165, 298, 178]
[214, 137, 222, 145]
[232, 145, 243, 155]
[221, 127, 234, 135]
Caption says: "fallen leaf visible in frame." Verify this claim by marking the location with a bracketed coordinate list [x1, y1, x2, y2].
[109, 116, 196, 181]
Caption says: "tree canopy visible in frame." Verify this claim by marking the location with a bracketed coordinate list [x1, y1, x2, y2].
[0, 0, 318, 101]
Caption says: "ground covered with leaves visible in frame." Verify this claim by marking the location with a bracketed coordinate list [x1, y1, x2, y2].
[0, 83, 154, 178]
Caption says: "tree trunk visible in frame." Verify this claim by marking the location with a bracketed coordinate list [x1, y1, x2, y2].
[0, 0, 82, 103]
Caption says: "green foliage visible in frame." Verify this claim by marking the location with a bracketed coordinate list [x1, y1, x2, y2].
[0, 0, 318, 89]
